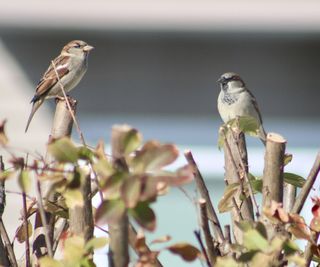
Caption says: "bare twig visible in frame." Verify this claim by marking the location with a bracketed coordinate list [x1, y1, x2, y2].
[224, 225, 231, 244]
[304, 232, 319, 266]
[22, 191, 31, 267]
[0, 156, 15, 267]
[184, 150, 225, 243]
[199, 199, 217, 266]
[128, 224, 163, 267]
[34, 179, 53, 257]
[292, 152, 320, 214]
[194, 230, 211, 267]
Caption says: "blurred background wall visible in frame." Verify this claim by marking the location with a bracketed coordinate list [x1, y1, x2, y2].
[0, 1, 319, 266]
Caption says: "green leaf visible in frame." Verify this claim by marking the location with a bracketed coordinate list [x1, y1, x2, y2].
[102, 172, 125, 199]
[238, 251, 258, 262]
[229, 116, 260, 137]
[215, 256, 239, 267]
[284, 172, 305, 188]
[95, 199, 126, 226]
[111, 125, 142, 157]
[63, 235, 85, 263]
[284, 153, 293, 166]
[129, 202, 156, 231]
[243, 229, 269, 252]
[283, 240, 300, 255]
[248, 173, 262, 193]
[77, 146, 94, 161]
[167, 243, 200, 262]
[93, 158, 114, 179]
[18, 170, 31, 193]
[63, 189, 83, 209]
[235, 220, 253, 232]
[121, 175, 141, 208]
[38, 257, 62, 267]
[85, 237, 108, 251]
[218, 183, 239, 213]
[48, 137, 79, 163]
[131, 141, 179, 172]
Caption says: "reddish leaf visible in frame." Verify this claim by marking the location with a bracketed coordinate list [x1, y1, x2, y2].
[132, 141, 179, 172]
[263, 200, 289, 223]
[95, 199, 126, 226]
[130, 202, 156, 231]
[288, 214, 311, 241]
[101, 173, 124, 199]
[167, 243, 201, 262]
[312, 197, 320, 218]
[153, 165, 194, 187]
[150, 235, 171, 245]
[139, 177, 158, 202]
[121, 175, 142, 208]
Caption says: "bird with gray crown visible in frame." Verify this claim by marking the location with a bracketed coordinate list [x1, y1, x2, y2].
[217, 72, 267, 145]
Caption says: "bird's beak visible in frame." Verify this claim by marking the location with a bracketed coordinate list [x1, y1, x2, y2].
[83, 45, 94, 52]
[217, 77, 223, 83]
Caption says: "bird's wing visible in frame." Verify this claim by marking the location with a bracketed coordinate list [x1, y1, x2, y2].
[246, 88, 263, 124]
[32, 55, 70, 101]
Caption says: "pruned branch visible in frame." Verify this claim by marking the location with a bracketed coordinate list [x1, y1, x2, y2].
[184, 150, 224, 243]
[262, 133, 286, 207]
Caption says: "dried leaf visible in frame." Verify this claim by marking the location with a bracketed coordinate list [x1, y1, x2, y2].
[48, 137, 79, 163]
[129, 202, 156, 231]
[167, 243, 201, 262]
[15, 220, 32, 243]
[0, 120, 8, 145]
[218, 183, 239, 213]
[95, 199, 126, 226]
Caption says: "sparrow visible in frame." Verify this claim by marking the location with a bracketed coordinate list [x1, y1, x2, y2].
[25, 40, 94, 132]
[217, 72, 267, 145]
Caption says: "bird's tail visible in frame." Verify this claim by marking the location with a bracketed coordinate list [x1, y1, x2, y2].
[25, 99, 43, 133]
[258, 125, 267, 146]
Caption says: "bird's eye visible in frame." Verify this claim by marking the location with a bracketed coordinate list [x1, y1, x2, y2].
[74, 44, 81, 48]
